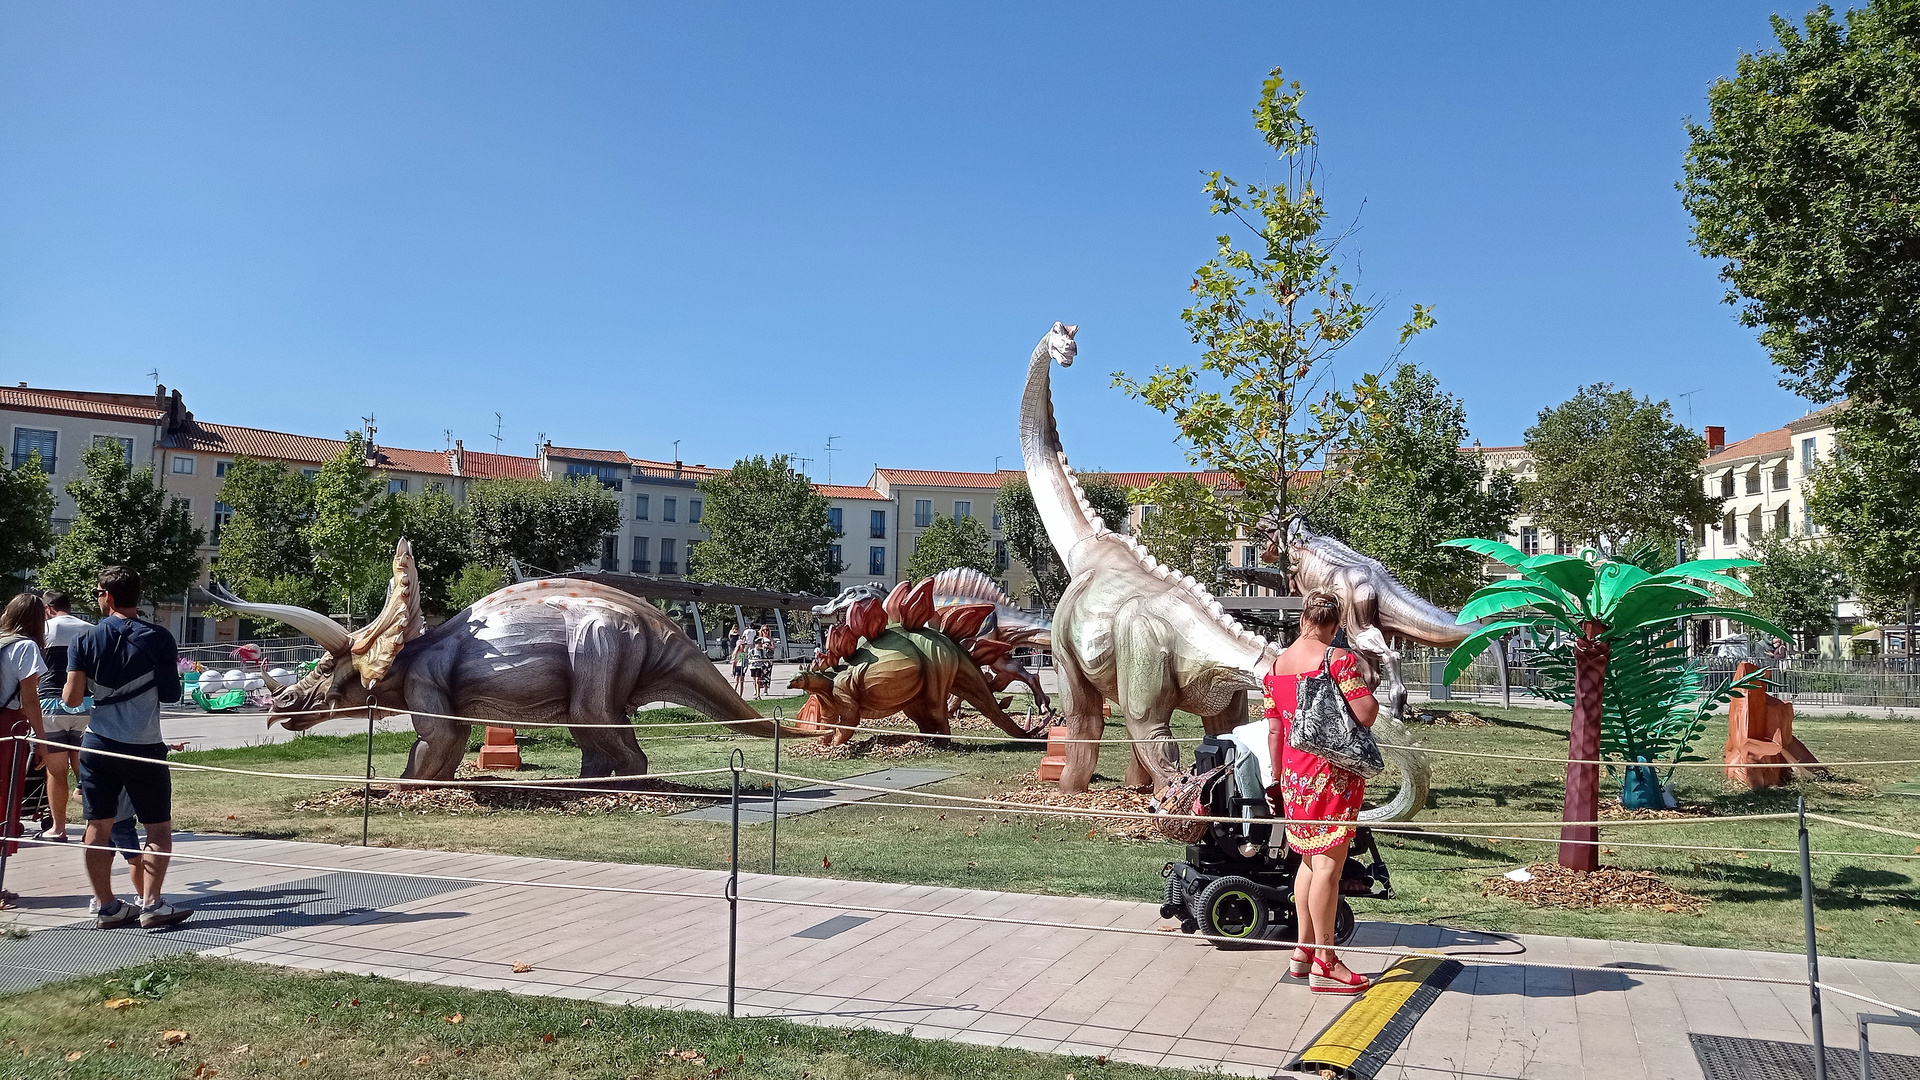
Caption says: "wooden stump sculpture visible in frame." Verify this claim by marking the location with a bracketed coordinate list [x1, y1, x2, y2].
[1724, 661, 1827, 787]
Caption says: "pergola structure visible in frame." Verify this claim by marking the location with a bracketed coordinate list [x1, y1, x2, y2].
[562, 571, 836, 659]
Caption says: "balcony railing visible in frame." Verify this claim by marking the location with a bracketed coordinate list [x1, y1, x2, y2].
[631, 560, 651, 573]
[658, 560, 678, 575]
[11, 453, 54, 473]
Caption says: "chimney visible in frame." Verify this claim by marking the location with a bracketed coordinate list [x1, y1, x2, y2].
[1704, 426, 1725, 453]
[451, 439, 465, 477]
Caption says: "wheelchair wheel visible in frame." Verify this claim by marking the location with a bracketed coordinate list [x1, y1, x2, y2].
[1334, 898, 1355, 945]
[1195, 875, 1269, 945]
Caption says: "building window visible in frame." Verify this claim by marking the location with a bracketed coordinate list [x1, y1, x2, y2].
[1554, 534, 1574, 556]
[659, 538, 678, 575]
[1802, 506, 1819, 537]
[600, 534, 618, 571]
[565, 461, 625, 489]
[1747, 507, 1762, 542]
[913, 499, 933, 528]
[1802, 437, 1817, 474]
[828, 507, 843, 535]
[992, 510, 1003, 531]
[1745, 466, 1760, 496]
[869, 546, 886, 576]
[1520, 526, 1540, 556]
[428, 481, 446, 494]
[1694, 522, 1707, 547]
[635, 494, 649, 520]
[93, 435, 133, 465]
[11, 428, 56, 472]
[829, 544, 843, 572]
[663, 496, 677, 522]
[995, 539, 1009, 571]
[953, 500, 971, 521]
[1719, 472, 1734, 498]
[216, 460, 233, 478]
[689, 498, 702, 524]
[302, 468, 320, 480]
[1772, 462, 1789, 490]
[686, 539, 700, 574]
[388, 478, 409, 494]
[632, 536, 650, 573]
[870, 509, 886, 538]
[1774, 505, 1790, 535]
[1723, 511, 1737, 543]
[172, 456, 195, 475]
[212, 502, 234, 546]
[1242, 545, 1255, 567]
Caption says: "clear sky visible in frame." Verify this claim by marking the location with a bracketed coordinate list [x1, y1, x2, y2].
[1, 2, 1815, 480]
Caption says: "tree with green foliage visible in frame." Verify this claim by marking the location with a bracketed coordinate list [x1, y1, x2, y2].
[41, 443, 203, 605]
[1522, 384, 1716, 554]
[446, 563, 506, 613]
[306, 432, 406, 621]
[1318, 364, 1519, 608]
[466, 475, 622, 579]
[399, 489, 472, 617]
[0, 454, 56, 597]
[997, 473, 1132, 608]
[688, 456, 837, 594]
[1113, 67, 1430, 581]
[1737, 532, 1850, 650]
[1132, 475, 1234, 595]
[210, 457, 322, 619]
[1805, 406, 1920, 627]
[905, 514, 998, 582]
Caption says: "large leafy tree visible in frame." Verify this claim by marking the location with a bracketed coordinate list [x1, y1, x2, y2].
[41, 443, 204, 605]
[1738, 532, 1850, 648]
[689, 455, 837, 594]
[1114, 67, 1430, 581]
[1319, 364, 1519, 608]
[997, 473, 1132, 607]
[905, 514, 998, 581]
[211, 456, 322, 617]
[1133, 475, 1234, 595]
[400, 489, 472, 617]
[1522, 384, 1716, 553]
[466, 476, 622, 579]
[1682, 0, 1920, 413]
[0, 454, 56, 597]
[306, 432, 406, 621]
[1805, 406, 1920, 626]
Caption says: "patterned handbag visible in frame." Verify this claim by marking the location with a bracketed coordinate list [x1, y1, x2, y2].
[1151, 765, 1224, 843]
[1288, 647, 1385, 779]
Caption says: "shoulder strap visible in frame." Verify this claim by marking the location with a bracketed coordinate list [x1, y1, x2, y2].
[1320, 646, 1336, 675]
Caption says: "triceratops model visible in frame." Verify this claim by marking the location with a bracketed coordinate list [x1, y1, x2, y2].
[1020, 322, 1431, 820]
[209, 540, 794, 782]
[790, 578, 1046, 745]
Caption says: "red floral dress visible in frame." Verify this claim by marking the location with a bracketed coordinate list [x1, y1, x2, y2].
[1263, 651, 1374, 855]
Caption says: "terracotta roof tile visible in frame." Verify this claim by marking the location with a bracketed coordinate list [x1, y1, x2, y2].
[873, 468, 1026, 488]
[1704, 426, 1792, 467]
[1, 386, 164, 424]
[814, 484, 887, 500]
[544, 444, 630, 464]
[1104, 469, 1251, 490]
[177, 423, 349, 463]
[457, 450, 542, 480]
[628, 456, 725, 479]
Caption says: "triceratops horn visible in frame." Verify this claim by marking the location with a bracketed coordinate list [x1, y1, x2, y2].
[205, 581, 352, 655]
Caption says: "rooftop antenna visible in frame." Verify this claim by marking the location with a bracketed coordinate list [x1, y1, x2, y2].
[147, 368, 161, 387]
[673, 439, 681, 463]
[824, 434, 840, 484]
[361, 414, 377, 442]
[491, 413, 504, 455]
[443, 428, 453, 451]
[1675, 388, 1706, 430]
[536, 431, 547, 457]
[994, 455, 1002, 474]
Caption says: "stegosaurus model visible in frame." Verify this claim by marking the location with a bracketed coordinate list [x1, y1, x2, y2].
[790, 578, 1047, 745]
[1021, 321, 1430, 819]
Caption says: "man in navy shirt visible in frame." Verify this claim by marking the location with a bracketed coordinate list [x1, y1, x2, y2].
[62, 566, 191, 929]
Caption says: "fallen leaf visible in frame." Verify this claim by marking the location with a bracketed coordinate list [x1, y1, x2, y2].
[580, 1018, 594, 1028]
[412, 1055, 431, 1065]
[444, 1012, 463, 1024]
[511, 962, 532, 973]
[228, 1044, 249, 1055]
[103, 998, 137, 1009]
[821, 857, 832, 869]
[297, 1058, 308, 1068]
[104, 1040, 117, 1049]
[226, 815, 236, 821]
[664, 1048, 707, 1065]
[160, 1030, 190, 1046]
[1817, 925, 1834, 933]
[1096, 1055, 1108, 1064]
[1601, 848, 1616, 856]
[192, 1064, 219, 1078]
[541, 1033, 555, 1044]
[66, 1051, 83, 1061]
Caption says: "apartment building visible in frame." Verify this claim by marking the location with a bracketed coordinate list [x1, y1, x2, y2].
[1697, 404, 1843, 560]
[867, 468, 1031, 603]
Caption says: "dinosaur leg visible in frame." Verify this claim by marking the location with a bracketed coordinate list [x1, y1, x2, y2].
[949, 660, 1042, 740]
[1054, 641, 1106, 795]
[1348, 577, 1407, 719]
[399, 683, 469, 781]
[1201, 688, 1251, 737]
[571, 617, 650, 783]
[1114, 615, 1181, 792]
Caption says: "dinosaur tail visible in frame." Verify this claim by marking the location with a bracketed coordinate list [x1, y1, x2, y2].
[1018, 322, 1102, 571]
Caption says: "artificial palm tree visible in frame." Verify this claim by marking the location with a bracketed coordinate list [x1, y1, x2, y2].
[1438, 540, 1788, 871]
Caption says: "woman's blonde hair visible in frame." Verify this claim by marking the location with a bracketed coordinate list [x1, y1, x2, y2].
[1, 592, 46, 648]
[1301, 589, 1340, 631]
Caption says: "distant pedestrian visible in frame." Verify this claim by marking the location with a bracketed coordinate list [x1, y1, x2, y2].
[730, 635, 751, 696]
[62, 566, 190, 930]
[37, 590, 93, 841]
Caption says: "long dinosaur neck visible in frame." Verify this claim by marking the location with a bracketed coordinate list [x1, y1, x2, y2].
[1019, 334, 1099, 570]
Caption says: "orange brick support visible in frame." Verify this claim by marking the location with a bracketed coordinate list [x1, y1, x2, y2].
[1724, 661, 1827, 788]
[476, 726, 522, 769]
[1037, 722, 1069, 783]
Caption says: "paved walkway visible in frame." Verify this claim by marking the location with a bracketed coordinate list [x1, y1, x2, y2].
[3, 834, 1916, 1078]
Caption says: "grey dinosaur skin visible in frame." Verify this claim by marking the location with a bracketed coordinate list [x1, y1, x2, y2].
[212, 574, 791, 783]
[1019, 323, 1273, 795]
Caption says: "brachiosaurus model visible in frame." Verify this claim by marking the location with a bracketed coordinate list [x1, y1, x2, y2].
[1021, 322, 1432, 819]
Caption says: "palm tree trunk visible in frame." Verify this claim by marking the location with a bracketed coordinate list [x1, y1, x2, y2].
[1561, 623, 1609, 872]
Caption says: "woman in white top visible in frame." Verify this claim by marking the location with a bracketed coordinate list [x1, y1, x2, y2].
[0, 593, 49, 879]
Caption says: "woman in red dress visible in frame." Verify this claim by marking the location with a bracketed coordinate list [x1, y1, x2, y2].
[1262, 590, 1379, 994]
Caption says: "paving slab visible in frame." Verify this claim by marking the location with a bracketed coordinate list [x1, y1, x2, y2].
[670, 767, 959, 822]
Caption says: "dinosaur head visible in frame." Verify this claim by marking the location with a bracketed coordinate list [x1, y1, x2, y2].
[1047, 321, 1078, 368]
[1187, 661, 1264, 716]
[788, 670, 835, 698]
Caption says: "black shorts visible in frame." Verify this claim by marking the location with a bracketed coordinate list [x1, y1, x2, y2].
[78, 733, 172, 825]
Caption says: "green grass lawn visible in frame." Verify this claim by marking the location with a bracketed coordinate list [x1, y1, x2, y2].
[158, 695, 1920, 962]
[0, 955, 1208, 1079]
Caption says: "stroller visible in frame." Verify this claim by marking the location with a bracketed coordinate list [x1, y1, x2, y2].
[1159, 732, 1394, 948]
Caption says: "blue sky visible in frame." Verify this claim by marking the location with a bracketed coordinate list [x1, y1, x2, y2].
[1, 3, 1814, 480]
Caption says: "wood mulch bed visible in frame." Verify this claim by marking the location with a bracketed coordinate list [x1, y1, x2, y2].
[1415, 709, 1494, 727]
[1482, 863, 1706, 914]
[291, 780, 699, 817]
[994, 784, 1165, 842]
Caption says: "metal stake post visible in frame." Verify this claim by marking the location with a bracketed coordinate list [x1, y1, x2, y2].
[1800, 795, 1828, 1080]
[770, 706, 781, 873]
[362, 697, 377, 847]
[727, 747, 743, 1019]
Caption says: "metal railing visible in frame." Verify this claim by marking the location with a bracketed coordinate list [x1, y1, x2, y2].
[1401, 645, 1920, 710]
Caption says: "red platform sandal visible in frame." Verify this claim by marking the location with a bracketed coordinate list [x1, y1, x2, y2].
[1309, 954, 1371, 995]
[1286, 948, 1312, 979]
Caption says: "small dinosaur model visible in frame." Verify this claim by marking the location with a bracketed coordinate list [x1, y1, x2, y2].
[210, 540, 799, 782]
[790, 579, 1045, 745]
